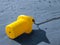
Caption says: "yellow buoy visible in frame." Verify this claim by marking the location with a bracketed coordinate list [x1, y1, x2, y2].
[5, 15, 34, 39]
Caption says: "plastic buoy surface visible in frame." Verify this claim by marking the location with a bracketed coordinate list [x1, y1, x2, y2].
[5, 15, 34, 39]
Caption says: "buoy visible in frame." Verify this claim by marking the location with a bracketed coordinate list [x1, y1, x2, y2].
[5, 15, 34, 39]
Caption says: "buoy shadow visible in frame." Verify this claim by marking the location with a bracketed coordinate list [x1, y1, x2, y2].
[13, 29, 50, 45]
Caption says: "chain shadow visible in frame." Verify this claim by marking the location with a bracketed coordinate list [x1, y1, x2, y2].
[13, 28, 50, 45]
